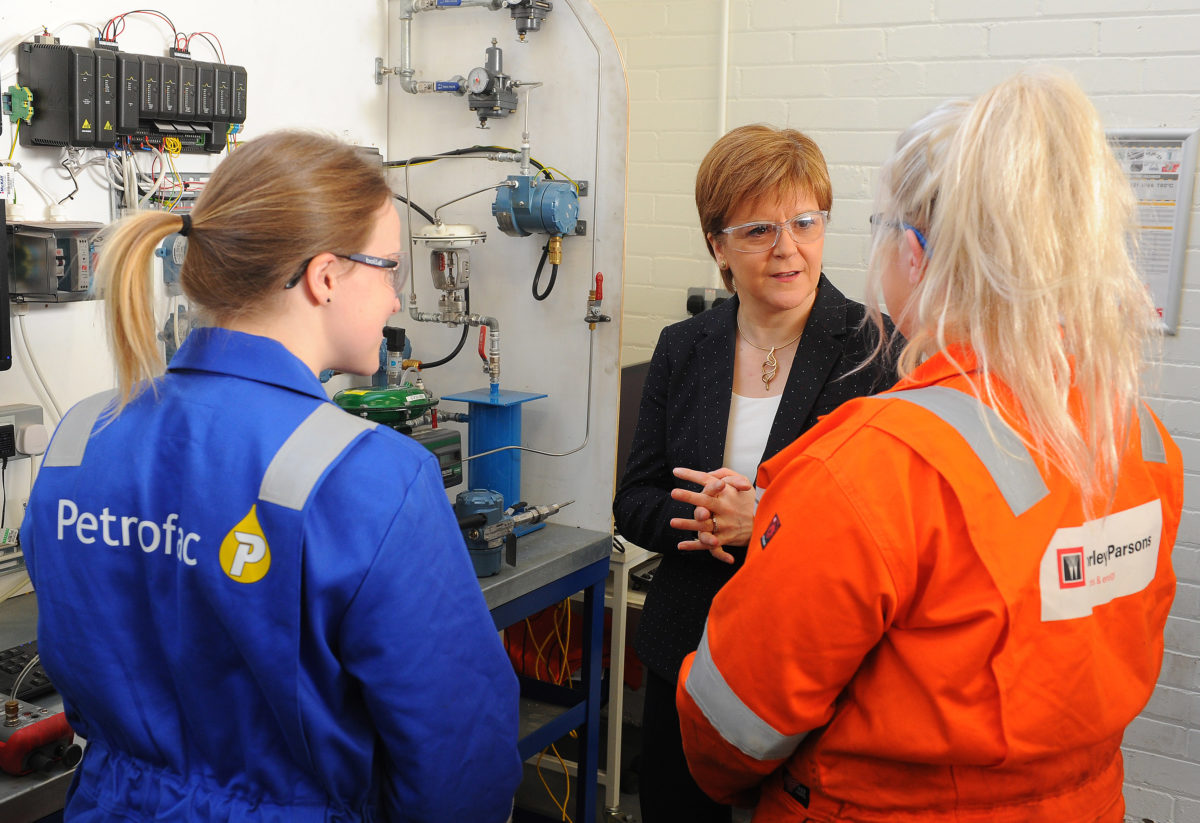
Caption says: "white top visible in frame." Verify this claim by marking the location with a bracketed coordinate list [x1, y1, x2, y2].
[722, 392, 782, 494]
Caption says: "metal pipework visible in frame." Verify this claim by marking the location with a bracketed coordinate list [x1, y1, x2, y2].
[381, 0, 543, 89]
[406, 302, 501, 389]
[433, 181, 517, 224]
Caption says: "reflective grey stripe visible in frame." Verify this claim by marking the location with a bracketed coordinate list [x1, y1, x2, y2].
[685, 626, 806, 762]
[259, 404, 377, 511]
[888, 386, 1049, 517]
[1138, 403, 1166, 464]
[42, 390, 119, 468]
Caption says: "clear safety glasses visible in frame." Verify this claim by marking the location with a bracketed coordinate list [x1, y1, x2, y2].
[718, 210, 830, 253]
[284, 251, 410, 297]
[868, 213, 927, 251]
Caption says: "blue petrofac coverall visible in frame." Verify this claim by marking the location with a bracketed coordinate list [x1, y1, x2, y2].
[24, 328, 521, 822]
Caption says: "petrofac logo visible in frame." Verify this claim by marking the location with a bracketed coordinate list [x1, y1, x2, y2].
[219, 505, 271, 584]
[57, 499, 200, 566]
[1040, 499, 1162, 622]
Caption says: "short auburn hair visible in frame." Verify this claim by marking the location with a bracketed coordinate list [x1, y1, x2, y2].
[696, 124, 832, 291]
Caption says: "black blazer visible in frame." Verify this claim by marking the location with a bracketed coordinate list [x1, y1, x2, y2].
[613, 275, 900, 680]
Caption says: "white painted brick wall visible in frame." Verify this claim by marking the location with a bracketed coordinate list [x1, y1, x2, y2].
[592, 3, 1200, 813]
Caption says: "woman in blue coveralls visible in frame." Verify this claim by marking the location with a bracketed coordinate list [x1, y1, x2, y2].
[23, 132, 522, 822]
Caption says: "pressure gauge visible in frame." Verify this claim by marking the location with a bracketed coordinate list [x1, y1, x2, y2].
[467, 67, 491, 94]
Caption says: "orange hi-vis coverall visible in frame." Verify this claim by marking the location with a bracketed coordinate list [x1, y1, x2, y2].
[677, 347, 1183, 823]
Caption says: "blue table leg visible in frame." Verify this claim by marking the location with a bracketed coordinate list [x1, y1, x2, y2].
[574, 577, 603, 823]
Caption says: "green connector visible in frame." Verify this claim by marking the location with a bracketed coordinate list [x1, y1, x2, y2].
[8, 86, 33, 124]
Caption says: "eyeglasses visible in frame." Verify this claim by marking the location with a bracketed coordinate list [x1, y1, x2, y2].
[284, 251, 410, 296]
[717, 210, 830, 253]
[869, 213, 927, 251]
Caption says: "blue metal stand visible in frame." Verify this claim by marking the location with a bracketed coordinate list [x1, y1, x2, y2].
[444, 387, 547, 534]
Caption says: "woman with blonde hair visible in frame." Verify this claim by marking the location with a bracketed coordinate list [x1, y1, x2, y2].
[24, 131, 521, 822]
[677, 70, 1183, 822]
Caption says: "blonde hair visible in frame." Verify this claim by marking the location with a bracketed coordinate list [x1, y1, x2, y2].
[696, 124, 831, 292]
[866, 69, 1156, 511]
[97, 131, 392, 411]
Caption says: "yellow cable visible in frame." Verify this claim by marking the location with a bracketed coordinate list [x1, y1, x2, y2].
[526, 616, 556, 681]
[165, 152, 184, 211]
[533, 747, 574, 823]
[542, 166, 579, 193]
[8, 120, 20, 160]
[550, 744, 573, 823]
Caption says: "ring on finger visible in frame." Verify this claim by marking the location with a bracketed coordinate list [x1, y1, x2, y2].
[711, 517, 719, 536]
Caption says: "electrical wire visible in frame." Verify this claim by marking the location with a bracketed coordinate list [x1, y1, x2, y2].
[164, 152, 185, 211]
[103, 10, 179, 44]
[8, 121, 20, 161]
[4, 162, 58, 208]
[16, 314, 63, 422]
[138, 144, 169, 206]
[534, 745, 574, 823]
[526, 600, 576, 823]
[384, 145, 553, 179]
[0, 22, 103, 83]
[541, 166, 579, 192]
[1, 458, 7, 528]
[185, 31, 227, 63]
[392, 194, 435, 225]
[57, 160, 80, 204]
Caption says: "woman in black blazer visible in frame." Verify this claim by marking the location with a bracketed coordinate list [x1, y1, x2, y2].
[613, 125, 899, 823]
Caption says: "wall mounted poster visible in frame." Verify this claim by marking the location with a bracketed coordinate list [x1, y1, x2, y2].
[1108, 128, 1198, 334]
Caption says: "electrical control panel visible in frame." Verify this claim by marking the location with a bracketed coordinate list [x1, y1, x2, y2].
[16, 41, 247, 152]
[7, 221, 103, 302]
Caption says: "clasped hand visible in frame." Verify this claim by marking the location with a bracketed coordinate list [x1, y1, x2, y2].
[669, 467, 756, 565]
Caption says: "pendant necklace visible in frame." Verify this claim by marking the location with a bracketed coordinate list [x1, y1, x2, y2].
[736, 316, 803, 390]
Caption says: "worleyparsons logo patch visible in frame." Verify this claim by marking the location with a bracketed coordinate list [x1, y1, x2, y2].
[1040, 499, 1162, 622]
[1057, 547, 1086, 589]
[760, 514, 781, 549]
[219, 505, 271, 583]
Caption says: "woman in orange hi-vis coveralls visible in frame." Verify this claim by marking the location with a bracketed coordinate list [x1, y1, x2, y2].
[676, 69, 1184, 823]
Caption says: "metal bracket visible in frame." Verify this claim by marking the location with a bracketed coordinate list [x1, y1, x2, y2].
[375, 57, 394, 85]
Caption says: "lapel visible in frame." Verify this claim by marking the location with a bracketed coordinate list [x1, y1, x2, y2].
[761, 273, 850, 460]
[693, 295, 739, 472]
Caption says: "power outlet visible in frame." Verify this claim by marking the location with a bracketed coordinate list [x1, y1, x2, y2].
[685, 286, 733, 316]
[0, 405, 45, 460]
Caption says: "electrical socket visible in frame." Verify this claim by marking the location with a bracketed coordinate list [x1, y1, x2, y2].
[685, 286, 732, 316]
[0, 405, 45, 460]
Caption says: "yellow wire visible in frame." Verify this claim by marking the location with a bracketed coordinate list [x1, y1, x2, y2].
[165, 152, 184, 211]
[542, 166, 579, 193]
[8, 120, 20, 160]
[533, 746, 574, 823]
[525, 602, 579, 819]
[526, 615, 555, 681]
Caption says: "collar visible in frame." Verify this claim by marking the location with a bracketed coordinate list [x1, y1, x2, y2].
[889, 343, 981, 391]
[700, 273, 850, 339]
[167, 327, 329, 401]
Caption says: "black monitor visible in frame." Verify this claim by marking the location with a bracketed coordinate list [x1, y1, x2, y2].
[0, 201, 11, 371]
[615, 361, 650, 484]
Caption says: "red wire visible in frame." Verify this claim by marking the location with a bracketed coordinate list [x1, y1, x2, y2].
[103, 10, 178, 43]
[186, 31, 227, 63]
